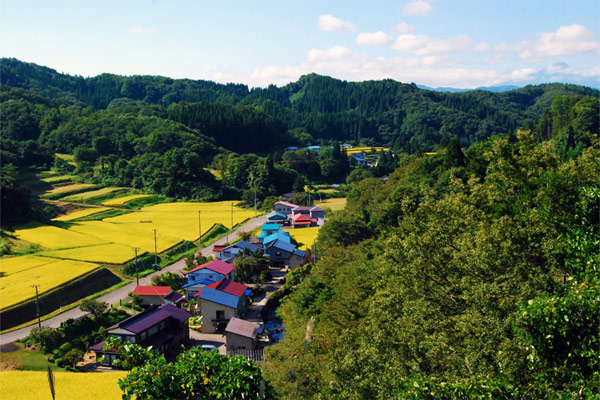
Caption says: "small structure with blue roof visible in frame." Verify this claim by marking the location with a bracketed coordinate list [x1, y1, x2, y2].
[197, 286, 245, 333]
[266, 211, 288, 225]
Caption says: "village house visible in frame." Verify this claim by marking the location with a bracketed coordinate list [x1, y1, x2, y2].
[89, 304, 191, 367]
[266, 211, 288, 225]
[216, 241, 261, 261]
[225, 317, 262, 352]
[274, 201, 299, 215]
[196, 285, 246, 333]
[182, 260, 236, 299]
[131, 286, 184, 308]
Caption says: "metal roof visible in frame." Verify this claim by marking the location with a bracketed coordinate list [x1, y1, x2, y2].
[267, 211, 287, 220]
[268, 239, 296, 253]
[263, 231, 291, 245]
[186, 259, 236, 275]
[208, 279, 248, 297]
[261, 223, 281, 231]
[197, 286, 240, 309]
[133, 286, 171, 296]
[274, 201, 299, 208]
[115, 304, 191, 334]
[225, 317, 261, 339]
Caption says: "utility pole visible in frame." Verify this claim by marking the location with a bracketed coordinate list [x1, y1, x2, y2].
[31, 284, 42, 330]
[254, 187, 257, 217]
[198, 210, 202, 242]
[134, 247, 140, 286]
[313, 239, 317, 264]
[153, 229, 158, 267]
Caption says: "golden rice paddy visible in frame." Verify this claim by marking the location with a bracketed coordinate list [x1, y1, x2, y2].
[345, 146, 390, 155]
[41, 183, 95, 196]
[52, 207, 112, 222]
[102, 194, 153, 206]
[0, 371, 127, 400]
[284, 226, 321, 251]
[13, 223, 108, 250]
[61, 187, 124, 201]
[40, 243, 141, 265]
[315, 198, 346, 211]
[0, 257, 98, 310]
[105, 201, 255, 241]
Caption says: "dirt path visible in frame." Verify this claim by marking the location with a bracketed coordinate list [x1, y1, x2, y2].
[0, 214, 268, 345]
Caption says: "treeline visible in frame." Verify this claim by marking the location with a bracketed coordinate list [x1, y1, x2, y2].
[262, 102, 599, 399]
[2, 58, 597, 153]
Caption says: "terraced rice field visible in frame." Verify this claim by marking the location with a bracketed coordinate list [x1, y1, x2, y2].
[345, 146, 390, 154]
[40, 174, 75, 183]
[61, 186, 124, 201]
[102, 194, 152, 206]
[52, 207, 112, 221]
[284, 226, 321, 250]
[13, 223, 107, 249]
[316, 198, 346, 211]
[41, 183, 95, 197]
[65, 221, 180, 253]
[105, 201, 255, 241]
[40, 243, 140, 265]
[0, 371, 127, 400]
[0, 256, 98, 309]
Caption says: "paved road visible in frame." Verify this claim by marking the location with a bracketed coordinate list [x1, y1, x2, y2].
[0, 214, 267, 345]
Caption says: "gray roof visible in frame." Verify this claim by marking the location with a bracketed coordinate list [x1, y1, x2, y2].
[225, 317, 260, 339]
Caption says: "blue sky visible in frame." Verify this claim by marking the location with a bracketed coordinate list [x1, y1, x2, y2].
[1, 0, 599, 88]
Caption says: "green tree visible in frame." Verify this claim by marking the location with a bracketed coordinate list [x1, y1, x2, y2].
[79, 299, 108, 318]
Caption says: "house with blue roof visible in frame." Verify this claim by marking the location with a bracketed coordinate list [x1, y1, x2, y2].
[266, 211, 288, 225]
[305, 145, 321, 155]
[217, 240, 262, 261]
[262, 230, 291, 247]
[265, 239, 307, 268]
[257, 223, 282, 241]
[197, 286, 246, 333]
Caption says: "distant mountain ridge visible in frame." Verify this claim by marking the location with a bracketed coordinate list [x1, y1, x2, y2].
[417, 84, 521, 93]
[2, 57, 598, 154]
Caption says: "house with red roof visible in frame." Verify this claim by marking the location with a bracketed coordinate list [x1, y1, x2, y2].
[291, 213, 317, 228]
[89, 304, 191, 367]
[182, 260, 236, 299]
[132, 286, 184, 308]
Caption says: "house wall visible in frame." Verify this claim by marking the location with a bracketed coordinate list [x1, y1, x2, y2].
[226, 333, 256, 351]
[200, 301, 238, 333]
[310, 210, 325, 219]
[138, 294, 166, 306]
[188, 269, 225, 283]
[275, 205, 293, 215]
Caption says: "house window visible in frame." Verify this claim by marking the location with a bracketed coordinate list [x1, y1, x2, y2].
[125, 336, 136, 344]
[160, 321, 166, 330]
[148, 325, 158, 336]
[141, 331, 147, 340]
[191, 275, 196, 281]
[216, 310, 225, 320]
[276, 251, 281, 256]
[209, 275, 214, 279]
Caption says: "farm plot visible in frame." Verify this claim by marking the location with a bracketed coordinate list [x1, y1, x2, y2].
[316, 198, 346, 211]
[39, 243, 140, 264]
[0, 371, 127, 400]
[61, 187, 124, 201]
[52, 207, 112, 221]
[284, 226, 321, 250]
[13, 223, 107, 250]
[104, 201, 255, 241]
[102, 194, 152, 206]
[345, 146, 390, 155]
[65, 221, 181, 253]
[0, 257, 98, 310]
[40, 183, 95, 197]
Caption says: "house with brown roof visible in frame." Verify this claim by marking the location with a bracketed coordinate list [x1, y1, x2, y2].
[132, 286, 184, 308]
[225, 317, 262, 351]
[89, 304, 191, 367]
[274, 201, 299, 215]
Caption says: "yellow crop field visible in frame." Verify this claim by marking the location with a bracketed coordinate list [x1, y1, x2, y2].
[40, 174, 74, 183]
[52, 207, 112, 221]
[0, 255, 57, 276]
[66, 221, 181, 253]
[102, 194, 152, 206]
[40, 243, 141, 264]
[0, 371, 127, 400]
[316, 198, 347, 211]
[346, 146, 390, 155]
[42, 183, 95, 196]
[105, 201, 255, 241]
[0, 258, 98, 310]
[61, 187, 124, 201]
[13, 223, 107, 250]
[284, 226, 321, 250]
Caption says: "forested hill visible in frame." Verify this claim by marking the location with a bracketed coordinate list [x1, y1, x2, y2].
[2, 58, 597, 153]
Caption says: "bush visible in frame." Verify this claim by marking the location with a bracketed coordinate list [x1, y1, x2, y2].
[259, 269, 273, 283]
[58, 342, 73, 354]
[63, 349, 84, 368]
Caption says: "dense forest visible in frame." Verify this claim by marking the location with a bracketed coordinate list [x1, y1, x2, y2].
[263, 98, 599, 398]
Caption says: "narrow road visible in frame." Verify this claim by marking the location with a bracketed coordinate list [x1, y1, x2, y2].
[0, 214, 267, 345]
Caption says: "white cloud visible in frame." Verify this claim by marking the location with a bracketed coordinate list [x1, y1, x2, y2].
[307, 46, 353, 62]
[474, 43, 490, 52]
[318, 15, 357, 32]
[391, 22, 415, 34]
[393, 34, 473, 56]
[356, 31, 392, 46]
[403, 0, 434, 16]
[509, 68, 539, 81]
[546, 62, 600, 78]
[517, 24, 599, 62]
[129, 25, 157, 34]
